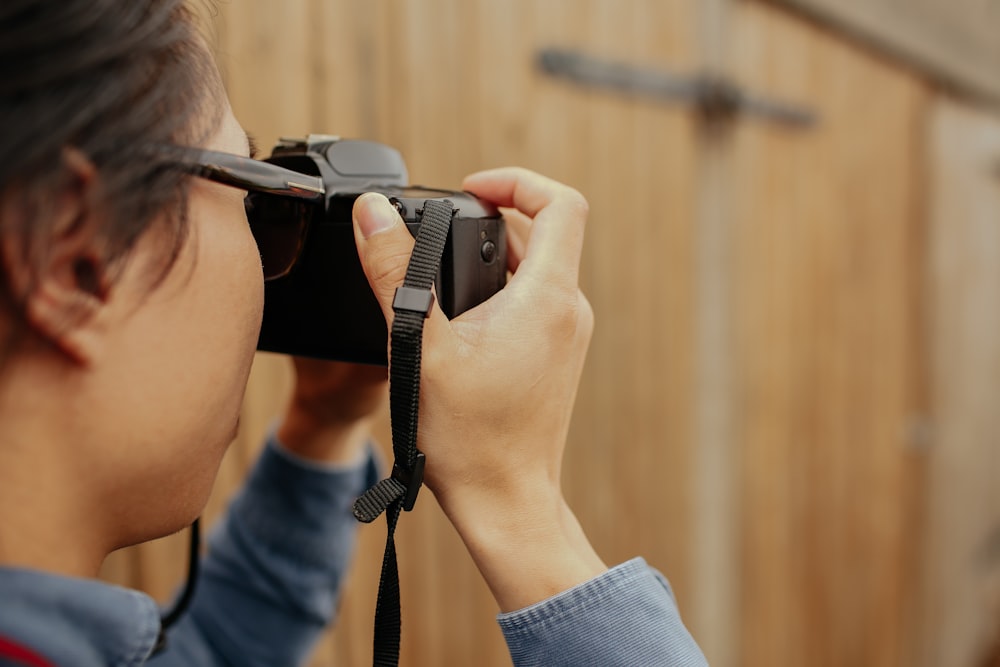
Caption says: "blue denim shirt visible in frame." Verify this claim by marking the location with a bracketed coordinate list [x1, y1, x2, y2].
[0, 437, 706, 666]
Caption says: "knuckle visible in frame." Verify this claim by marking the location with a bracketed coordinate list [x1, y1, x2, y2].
[510, 166, 533, 180]
[562, 187, 590, 221]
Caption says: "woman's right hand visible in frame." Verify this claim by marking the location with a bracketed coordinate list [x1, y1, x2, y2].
[352, 167, 606, 612]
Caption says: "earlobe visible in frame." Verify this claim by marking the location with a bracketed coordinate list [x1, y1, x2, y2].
[1, 148, 113, 366]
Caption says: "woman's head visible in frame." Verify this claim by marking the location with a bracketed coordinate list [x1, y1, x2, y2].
[0, 0, 266, 572]
[0, 0, 223, 319]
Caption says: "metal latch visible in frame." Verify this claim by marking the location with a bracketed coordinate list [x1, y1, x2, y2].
[537, 48, 817, 128]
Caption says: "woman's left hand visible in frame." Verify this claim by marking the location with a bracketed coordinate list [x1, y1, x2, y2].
[276, 358, 387, 464]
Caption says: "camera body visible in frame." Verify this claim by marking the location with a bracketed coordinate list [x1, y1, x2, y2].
[257, 135, 507, 365]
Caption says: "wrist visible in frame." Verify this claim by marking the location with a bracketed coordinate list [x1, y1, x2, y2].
[276, 401, 372, 465]
[438, 487, 607, 612]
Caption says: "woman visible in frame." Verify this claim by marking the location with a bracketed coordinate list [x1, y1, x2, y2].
[0, 2, 706, 665]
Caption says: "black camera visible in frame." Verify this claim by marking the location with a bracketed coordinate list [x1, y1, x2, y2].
[256, 135, 507, 365]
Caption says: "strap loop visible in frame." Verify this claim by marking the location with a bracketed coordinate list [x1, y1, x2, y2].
[392, 286, 435, 317]
[392, 451, 426, 511]
[352, 199, 455, 667]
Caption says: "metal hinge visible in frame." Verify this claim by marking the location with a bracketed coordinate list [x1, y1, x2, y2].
[537, 48, 817, 128]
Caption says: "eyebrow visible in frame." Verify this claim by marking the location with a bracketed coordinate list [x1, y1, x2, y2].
[246, 132, 259, 159]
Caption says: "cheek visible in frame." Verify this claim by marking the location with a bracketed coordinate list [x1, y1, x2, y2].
[189, 206, 265, 404]
[138, 208, 264, 439]
[159, 209, 265, 478]
[86, 212, 264, 540]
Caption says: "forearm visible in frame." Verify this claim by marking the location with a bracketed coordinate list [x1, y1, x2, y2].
[277, 403, 372, 466]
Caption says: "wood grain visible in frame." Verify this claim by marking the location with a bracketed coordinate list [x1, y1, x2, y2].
[731, 4, 930, 666]
[914, 98, 1000, 667]
[768, 0, 1000, 105]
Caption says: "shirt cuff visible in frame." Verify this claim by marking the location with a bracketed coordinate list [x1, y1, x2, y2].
[498, 558, 707, 667]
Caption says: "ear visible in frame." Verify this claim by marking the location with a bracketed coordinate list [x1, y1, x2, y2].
[1, 148, 113, 366]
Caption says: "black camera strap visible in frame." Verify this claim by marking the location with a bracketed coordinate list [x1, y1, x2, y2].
[352, 198, 456, 667]
[150, 518, 201, 655]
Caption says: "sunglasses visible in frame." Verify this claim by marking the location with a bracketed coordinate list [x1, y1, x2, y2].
[176, 148, 326, 280]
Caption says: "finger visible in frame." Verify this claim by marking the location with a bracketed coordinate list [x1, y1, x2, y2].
[464, 168, 588, 288]
[352, 192, 450, 336]
[500, 207, 530, 273]
[464, 167, 573, 218]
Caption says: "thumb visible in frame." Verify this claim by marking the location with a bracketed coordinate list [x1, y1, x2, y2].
[352, 192, 415, 323]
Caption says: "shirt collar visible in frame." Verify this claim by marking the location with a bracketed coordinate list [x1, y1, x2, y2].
[0, 566, 160, 666]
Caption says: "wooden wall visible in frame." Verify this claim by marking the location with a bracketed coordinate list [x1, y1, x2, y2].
[731, 6, 931, 666]
[916, 100, 1000, 667]
[99, 1, 1000, 666]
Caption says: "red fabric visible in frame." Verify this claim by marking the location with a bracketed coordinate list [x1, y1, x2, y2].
[0, 635, 54, 667]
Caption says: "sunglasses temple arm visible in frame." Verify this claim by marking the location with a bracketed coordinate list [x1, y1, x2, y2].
[194, 156, 326, 200]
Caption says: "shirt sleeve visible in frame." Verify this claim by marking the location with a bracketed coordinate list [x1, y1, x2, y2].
[149, 433, 380, 667]
[498, 557, 708, 667]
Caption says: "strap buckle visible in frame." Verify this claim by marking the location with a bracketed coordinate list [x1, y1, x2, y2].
[391, 451, 426, 511]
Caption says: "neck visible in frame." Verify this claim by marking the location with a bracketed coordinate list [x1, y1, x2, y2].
[0, 355, 109, 578]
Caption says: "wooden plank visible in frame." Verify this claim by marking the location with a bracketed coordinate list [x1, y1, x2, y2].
[732, 4, 930, 666]
[690, 0, 741, 662]
[914, 98, 1000, 667]
[768, 0, 1000, 106]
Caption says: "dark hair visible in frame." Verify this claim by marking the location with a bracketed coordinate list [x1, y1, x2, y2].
[0, 0, 222, 305]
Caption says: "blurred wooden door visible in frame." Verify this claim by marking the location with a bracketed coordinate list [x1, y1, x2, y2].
[98, 1, 1000, 666]
[730, 4, 929, 666]
[915, 99, 1000, 667]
